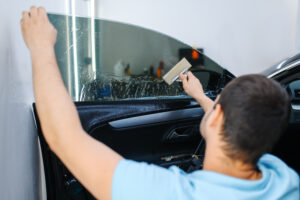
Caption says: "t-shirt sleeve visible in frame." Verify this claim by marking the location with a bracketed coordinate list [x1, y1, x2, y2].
[112, 159, 193, 200]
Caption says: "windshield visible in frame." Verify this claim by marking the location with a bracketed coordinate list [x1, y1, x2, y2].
[49, 14, 232, 101]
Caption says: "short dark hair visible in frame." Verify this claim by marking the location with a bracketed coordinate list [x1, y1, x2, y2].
[219, 74, 290, 165]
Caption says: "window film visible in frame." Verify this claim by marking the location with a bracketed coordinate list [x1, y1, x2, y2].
[49, 14, 232, 101]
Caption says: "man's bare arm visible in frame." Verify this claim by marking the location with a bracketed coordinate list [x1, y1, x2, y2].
[21, 6, 122, 200]
[179, 72, 214, 112]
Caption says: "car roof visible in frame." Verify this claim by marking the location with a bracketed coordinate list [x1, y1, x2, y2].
[261, 53, 300, 78]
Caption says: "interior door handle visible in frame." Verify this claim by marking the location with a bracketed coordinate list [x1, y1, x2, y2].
[163, 125, 198, 143]
[167, 130, 190, 140]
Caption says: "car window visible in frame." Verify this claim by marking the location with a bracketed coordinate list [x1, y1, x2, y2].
[48, 14, 232, 101]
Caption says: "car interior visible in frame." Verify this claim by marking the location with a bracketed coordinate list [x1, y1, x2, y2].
[271, 67, 300, 176]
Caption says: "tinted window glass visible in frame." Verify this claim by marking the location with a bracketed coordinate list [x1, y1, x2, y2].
[49, 14, 232, 101]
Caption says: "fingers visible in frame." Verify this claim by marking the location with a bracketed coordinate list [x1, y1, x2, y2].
[38, 7, 46, 14]
[30, 6, 38, 17]
[179, 73, 187, 85]
[38, 7, 47, 18]
[25, 6, 47, 18]
[21, 6, 48, 26]
[21, 11, 29, 27]
[187, 71, 196, 80]
[22, 11, 29, 19]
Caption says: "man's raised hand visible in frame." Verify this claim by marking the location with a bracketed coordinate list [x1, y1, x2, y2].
[179, 71, 205, 99]
[21, 6, 57, 52]
[179, 71, 214, 112]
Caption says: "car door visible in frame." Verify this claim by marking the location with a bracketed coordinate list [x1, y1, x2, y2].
[264, 54, 300, 175]
[33, 14, 234, 200]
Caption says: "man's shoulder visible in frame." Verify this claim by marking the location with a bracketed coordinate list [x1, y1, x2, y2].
[259, 154, 295, 169]
[259, 153, 284, 164]
[259, 154, 299, 181]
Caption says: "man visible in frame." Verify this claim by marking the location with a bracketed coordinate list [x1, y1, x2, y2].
[21, 7, 299, 200]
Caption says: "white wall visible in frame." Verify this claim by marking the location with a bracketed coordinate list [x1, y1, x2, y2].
[298, 1, 300, 50]
[96, 0, 299, 76]
[0, 1, 66, 199]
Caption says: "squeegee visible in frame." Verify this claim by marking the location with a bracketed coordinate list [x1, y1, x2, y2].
[163, 58, 192, 85]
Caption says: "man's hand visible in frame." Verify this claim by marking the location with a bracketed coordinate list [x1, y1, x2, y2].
[179, 71, 205, 100]
[21, 6, 57, 51]
[179, 71, 214, 112]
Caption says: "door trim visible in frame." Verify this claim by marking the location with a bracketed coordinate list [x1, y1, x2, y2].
[109, 107, 204, 128]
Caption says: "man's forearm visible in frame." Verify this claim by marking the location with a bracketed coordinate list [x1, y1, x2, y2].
[179, 72, 215, 112]
[31, 47, 82, 146]
[194, 94, 215, 113]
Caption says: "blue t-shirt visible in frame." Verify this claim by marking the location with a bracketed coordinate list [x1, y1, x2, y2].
[112, 154, 299, 200]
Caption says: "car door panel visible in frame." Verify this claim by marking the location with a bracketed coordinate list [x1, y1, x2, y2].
[34, 99, 206, 200]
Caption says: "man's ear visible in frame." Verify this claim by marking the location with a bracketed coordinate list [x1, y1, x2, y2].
[206, 104, 224, 129]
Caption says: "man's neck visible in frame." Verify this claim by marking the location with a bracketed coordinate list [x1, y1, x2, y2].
[202, 143, 262, 180]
